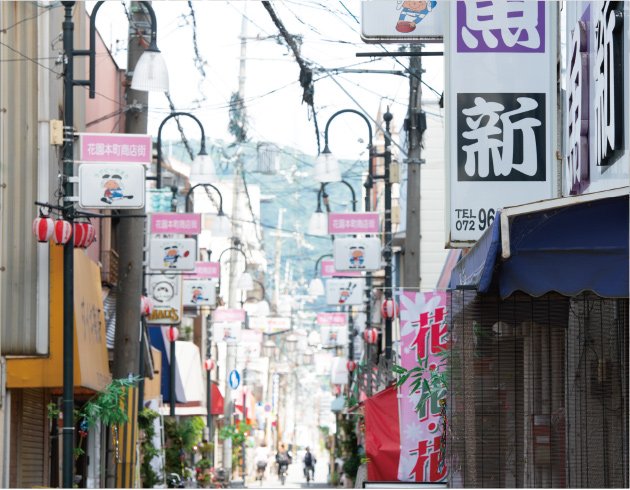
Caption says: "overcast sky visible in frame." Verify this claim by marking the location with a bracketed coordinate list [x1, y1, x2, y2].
[90, 1, 445, 160]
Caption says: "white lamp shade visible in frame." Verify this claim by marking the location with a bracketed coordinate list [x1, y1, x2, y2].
[211, 214, 231, 237]
[189, 153, 216, 184]
[314, 152, 341, 183]
[236, 271, 254, 290]
[308, 212, 328, 236]
[308, 278, 325, 296]
[256, 300, 271, 317]
[262, 340, 276, 358]
[285, 334, 298, 353]
[131, 49, 169, 92]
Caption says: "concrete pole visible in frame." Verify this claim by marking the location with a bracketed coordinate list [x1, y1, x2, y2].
[403, 45, 423, 289]
[223, 340, 237, 479]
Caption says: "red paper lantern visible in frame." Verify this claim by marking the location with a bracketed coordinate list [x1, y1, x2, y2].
[52, 219, 72, 245]
[346, 360, 357, 372]
[381, 298, 398, 319]
[203, 359, 215, 371]
[167, 326, 179, 343]
[73, 222, 89, 248]
[140, 296, 154, 316]
[33, 214, 54, 243]
[85, 221, 96, 246]
[363, 328, 379, 344]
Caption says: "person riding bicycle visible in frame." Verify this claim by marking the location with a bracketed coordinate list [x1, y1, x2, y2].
[254, 442, 269, 481]
[275, 444, 292, 477]
[303, 447, 316, 481]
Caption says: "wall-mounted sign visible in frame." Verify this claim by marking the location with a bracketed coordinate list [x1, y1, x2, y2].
[328, 212, 380, 235]
[446, 1, 556, 245]
[184, 261, 220, 279]
[321, 328, 348, 349]
[317, 312, 348, 327]
[78, 132, 152, 164]
[149, 237, 196, 271]
[361, 1, 444, 43]
[212, 308, 246, 323]
[147, 274, 182, 325]
[150, 212, 202, 235]
[333, 236, 382, 272]
[321, 259, 362, 278]
[213, 321, 242, 342]
[325, 278, 365, 306]
[78, 163, 145, 209]
[182, 279, 217, 307]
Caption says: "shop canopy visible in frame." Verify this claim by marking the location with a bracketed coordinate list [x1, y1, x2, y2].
[450, 188, 629, 299]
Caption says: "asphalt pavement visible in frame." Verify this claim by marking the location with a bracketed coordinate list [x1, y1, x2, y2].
[245, 458, 333, 489]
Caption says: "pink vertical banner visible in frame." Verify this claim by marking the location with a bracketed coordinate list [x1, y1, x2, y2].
[397, 290, 449, 483]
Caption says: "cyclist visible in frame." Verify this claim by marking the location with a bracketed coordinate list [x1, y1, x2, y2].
[275, 444, 292, 485]
[303, 447, 316, 483]
[254, 442, 270, 484]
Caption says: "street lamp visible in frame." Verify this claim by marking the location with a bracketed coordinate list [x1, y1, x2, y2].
[308, 253, 332, 297]
[185, 183, 231, 236]
[307, 185, 329, 236]
[59, 2, 166, 486]
[167, 326, 179, 417]
[217, 243, 252, 299]
[152, 111, 215, 190]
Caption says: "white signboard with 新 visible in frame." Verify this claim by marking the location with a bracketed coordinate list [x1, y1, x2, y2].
[147, 274, 182, 325]
[334, 236, 382, 272]
[325, 278, 365, 306]
[182, 279, 217, 307]
[78, 163, 145, 209]
[149, 238, 197, 271]
[445, 1, 557, 246]
[361, 0, 444, 43]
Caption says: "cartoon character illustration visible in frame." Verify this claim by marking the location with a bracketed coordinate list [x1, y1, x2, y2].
[396, 1, 437, 33]
[338, 282, 357, 304]
[190, 286, 208, 304]
[100, 174, 134, 204]
[349, 247, 365, 269]
[163, 245, 189, 268]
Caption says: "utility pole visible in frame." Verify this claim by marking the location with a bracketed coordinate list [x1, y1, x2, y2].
[403, 44, 424, 289]
[383, 110, 394, 360]
[111, 2, 149, 485]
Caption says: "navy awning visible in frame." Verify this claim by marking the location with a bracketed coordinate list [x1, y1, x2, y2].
[450, 189, 629, 299]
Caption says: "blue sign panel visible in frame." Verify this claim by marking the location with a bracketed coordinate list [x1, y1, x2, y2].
[228, 369, 241, 390]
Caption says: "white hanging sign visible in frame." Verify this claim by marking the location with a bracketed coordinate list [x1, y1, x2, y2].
[325, 278, 365, 306]
[146, 274, 182, 325]
[333, 236, 382, 272]
[182, 279, 217, 307]
[78, 163, 145, 209]
[149, 238, 197, 271]
[361, 1, 444, 43]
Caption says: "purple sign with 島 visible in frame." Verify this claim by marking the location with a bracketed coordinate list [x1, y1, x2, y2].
[457, 1, 545, 53]
[150, 213, 201, 235]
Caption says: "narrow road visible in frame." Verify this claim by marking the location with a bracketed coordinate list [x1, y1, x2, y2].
[246, 458, 333, 489]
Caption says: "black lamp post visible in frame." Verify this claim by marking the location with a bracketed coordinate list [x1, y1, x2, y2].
[151, 111, 212, 190]
[167, 326, 179, 417]
[59, 2, 165, 486]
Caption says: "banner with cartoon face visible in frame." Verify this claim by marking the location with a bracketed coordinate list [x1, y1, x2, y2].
[78, 163, 145, 209]
[325, 278, 365, 306]
[149, 237, 197, 271]
[334, 236, 382, 272]
[182, 279, 217, 307]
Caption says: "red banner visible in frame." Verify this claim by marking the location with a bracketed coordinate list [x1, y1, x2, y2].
[364, 386, 400, 481]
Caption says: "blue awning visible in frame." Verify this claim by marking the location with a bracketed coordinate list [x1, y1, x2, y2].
[450, 189, 629, 299]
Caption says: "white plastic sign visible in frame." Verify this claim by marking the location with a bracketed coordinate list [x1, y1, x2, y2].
[146, 274, 182, 325]
[334, 236, 382, 272]
[325, 278, 365, 306]
[182, 279, 217, 307]
[149, 238, 197, 271]
[78, 163, 146, 209]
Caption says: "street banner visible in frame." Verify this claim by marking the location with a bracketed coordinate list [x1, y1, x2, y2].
[361, 0, 444, 43]
[184, 261, 221, 279]
[150, 212, 202, 235]
[148, 237, 196, 271]
[77, 132, 152, 164]
[78, 163, 145, 209]
[327, 212, 380, 235]
[316, 312, 348, 327]
[446, 1, 556, 245]
[397, 290, 448, 482]
[146, 274, 182, 325]
[321, 259, 362, 278]
[333, 236, 382, 272]
[365, 386, 401, 481]
[325, 278, 365, 306]
[182, 279, 216, 307]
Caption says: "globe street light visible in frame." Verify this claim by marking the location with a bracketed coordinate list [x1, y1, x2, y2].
[59, 2, 166, 486]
